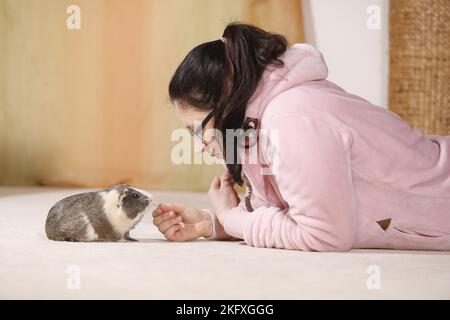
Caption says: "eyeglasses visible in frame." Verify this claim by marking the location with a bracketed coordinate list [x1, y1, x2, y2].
[191, 109, 215, 140]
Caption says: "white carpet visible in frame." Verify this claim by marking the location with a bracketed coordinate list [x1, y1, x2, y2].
[1, 186, 449, 299]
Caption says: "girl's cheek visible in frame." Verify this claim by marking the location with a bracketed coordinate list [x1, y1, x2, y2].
[212, 143, 224, 159]
[208, 145, 217, 157]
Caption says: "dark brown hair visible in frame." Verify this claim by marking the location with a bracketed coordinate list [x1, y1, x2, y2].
[169, 22, 287, 185]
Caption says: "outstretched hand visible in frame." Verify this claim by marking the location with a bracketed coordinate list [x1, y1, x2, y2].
[152, 203, 212, 241]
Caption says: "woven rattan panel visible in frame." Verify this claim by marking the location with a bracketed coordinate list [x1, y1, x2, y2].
[389, 0, 450, 135]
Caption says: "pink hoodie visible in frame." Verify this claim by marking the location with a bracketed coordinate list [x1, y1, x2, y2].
[207, 43, 450, 251]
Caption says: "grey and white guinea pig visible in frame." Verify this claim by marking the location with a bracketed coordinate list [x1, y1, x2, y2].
[45, 184, 157, 242]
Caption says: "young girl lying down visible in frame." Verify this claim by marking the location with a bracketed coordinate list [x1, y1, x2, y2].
[153, 22, 450, 252]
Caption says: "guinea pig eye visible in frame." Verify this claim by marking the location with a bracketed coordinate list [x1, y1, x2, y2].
[132, 192, 139, 198]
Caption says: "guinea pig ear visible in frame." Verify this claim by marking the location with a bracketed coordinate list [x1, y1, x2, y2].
[117, 187, 129, 208]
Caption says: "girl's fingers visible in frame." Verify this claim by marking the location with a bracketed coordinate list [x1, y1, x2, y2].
[158, 215, 183, 234]
[222, 170, 231, 179]
[209, 176, 221, 192]
[164, 224, 181, 241]
[152, 203, 171, 217]
[153, 210, 176, 226]
[158, 203, 173, 212]
[152, 205, 161, 217]
[170, 203, 186, 213]
[220, 171, 233, 187]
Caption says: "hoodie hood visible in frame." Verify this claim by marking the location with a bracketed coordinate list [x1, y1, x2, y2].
[245, 43, 329, 121]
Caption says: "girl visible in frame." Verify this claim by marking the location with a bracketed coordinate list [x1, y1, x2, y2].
[152, 22, 450, 251]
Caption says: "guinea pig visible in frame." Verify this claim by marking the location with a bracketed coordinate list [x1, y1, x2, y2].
[45, 184, 156, 242]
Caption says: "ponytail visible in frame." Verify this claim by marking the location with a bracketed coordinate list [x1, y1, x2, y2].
[169, 22, 287, 185]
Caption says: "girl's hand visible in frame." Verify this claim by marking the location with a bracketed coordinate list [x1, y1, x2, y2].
[208, 170, 241, 224]
[152, 203, 212, 241]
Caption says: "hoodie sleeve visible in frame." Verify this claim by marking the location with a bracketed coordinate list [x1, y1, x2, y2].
[220, 114, 357, 251]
